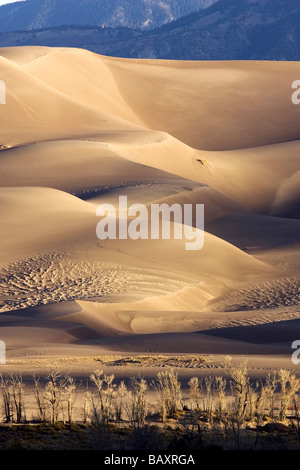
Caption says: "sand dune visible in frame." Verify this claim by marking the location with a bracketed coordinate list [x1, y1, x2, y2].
[0, 48, 141, 147]
[0, 139, 183, 192]
[105, 56, 300, 150]
[0, 186, 96, 263]
[0, 46, 299, 364]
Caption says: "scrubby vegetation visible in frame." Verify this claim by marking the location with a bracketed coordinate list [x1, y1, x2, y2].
[0, 357, 300, 450]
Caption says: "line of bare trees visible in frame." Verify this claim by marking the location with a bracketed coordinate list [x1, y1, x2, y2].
[0, 358, 299, 437]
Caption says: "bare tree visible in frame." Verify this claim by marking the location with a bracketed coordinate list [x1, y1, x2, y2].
[265, 371, 278, 420]
[203, 377, 214, 423]
[152, 369, 182, 421]
[0, 374, 13, 423]
[188, 377, 200, 411]
[224, 357, 249, 421]
[82, 390, 92, 424]
[115, 380, 128, 421]
[10, 373, 26, 423]
[89, 394, 103, 432]
[126, 377, 148, 430]
[215, 376, 227, 422]
[44, 370, 68, 424]
[278, 370, 300, 421]
[289, 396, 300, 447]
[33, 374, 47, 422]
[90, 370, 116, 423]
[253, 380, 266, 425]
[65, 377, 78, 423]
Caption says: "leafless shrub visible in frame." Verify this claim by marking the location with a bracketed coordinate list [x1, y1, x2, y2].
[90, 370, 116, 423]
[288, 396, 300, 447]
[264, 371, 278, 419]
[253, 380, 267, 425]
[33, 374, 47, 422]
[224, 357, 249, 421]
[115, 380, 128, 421]
[65, 377, 78, 423]
[188, 377, 200, 411]
[179, 409, 204, 443]
[203, 377, 214, 423]
[44, 370, 68, 423]
[10, 373, 26, 423]
[0, 374, 26, 423]
[0, 374, 13, 423]
[82, 390, 92, 424]
[89, 395, 103, 432]
[214, 376, 227, 422]
[152, 369, 182, 421]
[278, 369, 300, 421]
[126, 377, 148, 430]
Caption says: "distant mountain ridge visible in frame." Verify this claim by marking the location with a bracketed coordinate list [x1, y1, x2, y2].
[1, 0, 300, 61]
[0, 0, 217, 32]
